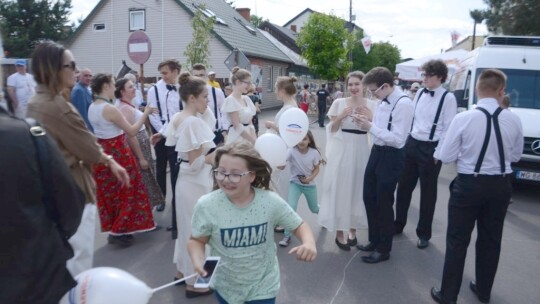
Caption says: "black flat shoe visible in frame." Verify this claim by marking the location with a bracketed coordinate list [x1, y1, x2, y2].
[469, 281, 490, 303]
[166, 225, 174, 231]
[417, 238, 429, 249]
[107, 234, 132, 247]
[361, 251, 390, 264]
[335, 238, 351, 251]
[173, 276, 186, 286]
[430, 287, 456, 304]
[356, 242, 376, 252]
[185, 289, 214, 299]
[347, 237, 358, 247]
[155, 202, 165, 212]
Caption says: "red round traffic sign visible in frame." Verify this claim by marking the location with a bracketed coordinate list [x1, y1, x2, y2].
[127, 30, 152, 65]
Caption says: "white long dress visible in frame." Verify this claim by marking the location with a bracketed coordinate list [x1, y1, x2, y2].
[268, 104, 296, 200]
[164, 114, 216, 284]
[318, 98, 375, 231]
[221, 95, 256, 144]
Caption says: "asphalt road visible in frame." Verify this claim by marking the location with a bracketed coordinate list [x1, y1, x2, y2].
[93, 108, 540, 304]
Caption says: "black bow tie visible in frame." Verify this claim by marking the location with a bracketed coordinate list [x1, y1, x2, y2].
[423, 88, 435, 97]
[166, 84, 177, 92]
[382, 98, 390, 104]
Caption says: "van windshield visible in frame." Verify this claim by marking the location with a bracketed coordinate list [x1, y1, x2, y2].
[474, 68, 540, 109]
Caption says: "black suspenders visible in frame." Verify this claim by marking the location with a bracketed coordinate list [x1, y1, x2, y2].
[410, 90, 449, 141]
[212, 87, 219, 130]
[474, 107, 505, 176]
[154, 85, 182, 125]
[387, 95, 408, 131]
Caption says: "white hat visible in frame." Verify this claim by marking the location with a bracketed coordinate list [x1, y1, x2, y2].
[410, 82, 420, 90]
[208, 71, 216, 75]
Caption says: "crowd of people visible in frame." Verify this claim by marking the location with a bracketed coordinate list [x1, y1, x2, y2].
[0, 36, 523, 304]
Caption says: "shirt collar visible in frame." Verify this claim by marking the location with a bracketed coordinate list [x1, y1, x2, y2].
[383, 87, 405, 105]
[477, 97, 499, 107]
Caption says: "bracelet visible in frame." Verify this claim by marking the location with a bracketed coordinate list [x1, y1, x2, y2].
[103, 154, 113, 167]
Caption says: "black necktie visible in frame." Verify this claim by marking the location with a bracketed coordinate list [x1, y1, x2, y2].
[423, 88, 435, 97]
[382, 98, 390, 104]
[166, 84, 177, 92]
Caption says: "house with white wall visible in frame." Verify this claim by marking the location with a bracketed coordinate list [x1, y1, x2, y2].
[67, 0, 293, 108]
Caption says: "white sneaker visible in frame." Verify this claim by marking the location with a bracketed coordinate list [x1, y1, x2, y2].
[279, 236, 291, 247]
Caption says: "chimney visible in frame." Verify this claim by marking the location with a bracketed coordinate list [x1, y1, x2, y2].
[236, 8, 251, 22]
[290, 25, 297, 33]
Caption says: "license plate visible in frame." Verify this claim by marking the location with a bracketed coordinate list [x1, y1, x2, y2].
[516, 170, 540, 181]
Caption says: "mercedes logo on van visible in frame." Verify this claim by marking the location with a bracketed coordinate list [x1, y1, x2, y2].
[532, 140, 540, 155]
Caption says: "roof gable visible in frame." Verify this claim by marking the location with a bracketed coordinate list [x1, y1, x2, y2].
[283, 8, 314, 27]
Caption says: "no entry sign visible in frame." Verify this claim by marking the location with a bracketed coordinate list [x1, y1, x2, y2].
[127, 30, 152, 65]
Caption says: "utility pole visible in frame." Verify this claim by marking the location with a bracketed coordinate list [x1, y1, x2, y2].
[349, 0, 353, 71]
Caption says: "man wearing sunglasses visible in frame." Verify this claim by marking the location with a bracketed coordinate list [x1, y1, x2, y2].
[395, 60, 457, 250]
[355, 67, 414, 263]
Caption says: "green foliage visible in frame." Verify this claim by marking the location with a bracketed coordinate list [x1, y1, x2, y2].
[184, 5, 215, 69]
[351, 31, 401, 74]
[482, 0, 540, 35]
[296, 13, 351, 81]
[0, 0, 74, 58]
[250, 15, 268, 28]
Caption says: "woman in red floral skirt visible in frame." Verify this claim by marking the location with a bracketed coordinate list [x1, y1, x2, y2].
[88, 73, 156, 246]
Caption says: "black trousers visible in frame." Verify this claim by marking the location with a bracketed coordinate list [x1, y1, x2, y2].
[395, 136, 442, 239]
[363, 145, 406, 254]
[153, 130, 179, 205]
[440, 174, 511, 302]
[317, 101, 326, 126]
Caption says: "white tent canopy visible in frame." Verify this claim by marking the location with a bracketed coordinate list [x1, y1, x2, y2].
[396, 49, 469, 82]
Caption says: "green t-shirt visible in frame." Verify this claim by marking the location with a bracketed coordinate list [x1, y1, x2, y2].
[192, 188, 303, 304]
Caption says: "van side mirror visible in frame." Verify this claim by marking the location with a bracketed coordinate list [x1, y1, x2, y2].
[453, 90, 468, 108]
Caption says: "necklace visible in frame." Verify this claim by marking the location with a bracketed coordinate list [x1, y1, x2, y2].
[95, 95, 113, 104]
[120, 99, 135, 108]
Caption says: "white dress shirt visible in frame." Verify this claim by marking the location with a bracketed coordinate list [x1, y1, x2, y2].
[370, 88, 415, 149]
[411, 86, 457, 159]
[206, 84, 229, 131]
[439, 98, 523, 174]
[147, 79, 181, 134]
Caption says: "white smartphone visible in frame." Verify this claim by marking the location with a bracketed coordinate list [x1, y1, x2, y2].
[193, 256, 221, 288]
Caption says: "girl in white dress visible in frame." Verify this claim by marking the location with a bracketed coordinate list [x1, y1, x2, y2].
[164, 72, 216, 298]
[264, 77, 299, 224]
[221, 67, 257, 145]
[318, 71, 375, 251]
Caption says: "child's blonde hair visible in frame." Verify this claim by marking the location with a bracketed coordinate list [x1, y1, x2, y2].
[213, 142, 273, 190]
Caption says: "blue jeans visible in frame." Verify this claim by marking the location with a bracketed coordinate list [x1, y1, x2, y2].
[216, 291, 276, 304]
[285, 181, 319, 237]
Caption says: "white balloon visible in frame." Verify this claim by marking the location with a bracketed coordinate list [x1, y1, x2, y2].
[254, 133, 288, 168]
[278, 108, 309, 147]
[69, 267, 153, 304]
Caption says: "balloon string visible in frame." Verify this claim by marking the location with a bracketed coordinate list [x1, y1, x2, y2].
[152, 273, 198, 293]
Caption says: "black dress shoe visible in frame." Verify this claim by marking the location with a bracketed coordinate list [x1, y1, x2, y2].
[469, 281, 490, 303]
[361, 251, 390, 264]
[394, 222, 404, 234]
[356, 242, 376, 252]
[155, 202, 165, 212]
[107, 234, 132, 247]
[185, 289, 214, 298]
[417, 238, 429, 249]
[430, 287, 456, 304]
[347, 237, 358, 247]
[173, 276, 186, 286]
[335, 238, 351, 251]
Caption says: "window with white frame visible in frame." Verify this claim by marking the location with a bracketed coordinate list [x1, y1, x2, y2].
[129, 10, 145, 31]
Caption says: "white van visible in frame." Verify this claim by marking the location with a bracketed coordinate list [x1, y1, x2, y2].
[449, 36, 540, 184]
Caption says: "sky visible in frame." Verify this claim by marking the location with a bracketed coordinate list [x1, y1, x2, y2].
[69, 0, 490, 60]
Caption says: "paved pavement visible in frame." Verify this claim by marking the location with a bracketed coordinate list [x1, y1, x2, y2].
[93, 108, 540, 304]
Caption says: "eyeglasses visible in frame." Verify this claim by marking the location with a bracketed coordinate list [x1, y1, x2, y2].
[214, 170, 252, 183]
[421, 72, 436, 78]
[241, 80, 252, 85]
[368, 84, 385, 94]
[62, 61, 77, 71]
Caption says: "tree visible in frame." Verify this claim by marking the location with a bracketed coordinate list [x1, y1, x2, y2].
[470, 9, 485, 49]
[184, 5, 215, 69]
[297, 13, 351, 80]
[0, 0, 74, 58]
[351, 31, 401, 74]
[482, 0, 540, 35]
[250, 14, 268, 28]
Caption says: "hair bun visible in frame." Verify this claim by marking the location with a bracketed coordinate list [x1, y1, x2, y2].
[231, 66, 240, 74]
[290, 76, 298, 83]
[178, 71, 191, 86]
